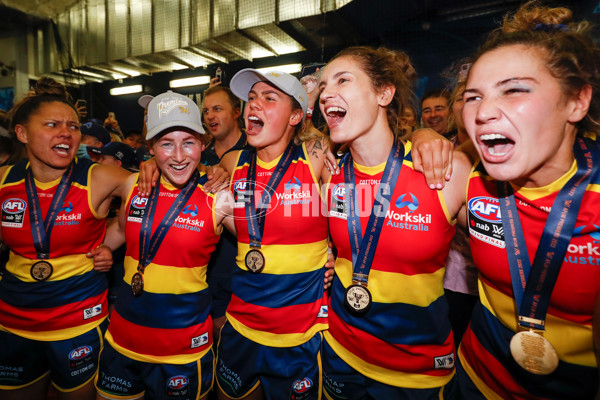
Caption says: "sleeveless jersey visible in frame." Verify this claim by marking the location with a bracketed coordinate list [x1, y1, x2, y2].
[105, 174, 220, 364]
[461, 140, 600, 399]
[227, 143, 329, 347]
[0, 158, 108, 341]
[325, 141, 457, 388]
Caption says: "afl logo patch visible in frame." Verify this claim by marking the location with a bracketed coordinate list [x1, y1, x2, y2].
[69, 345, 92, 360]
[167, 375, 189, 390]
[131, 195, 148, 209]
[292, 377, 313, 393]
[468, 196, 502, 223]
[2, 198, 26, 213]
[234, 179, 248, 193]
[332, 183, 346, 201]
[2, 198, 26, 228]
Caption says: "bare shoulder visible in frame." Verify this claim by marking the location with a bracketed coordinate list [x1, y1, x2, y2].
[442, 150, 472, 216]
[219, 150, 241, 175]
[305, 136, 329, 160]
[91, 164, 134, 200]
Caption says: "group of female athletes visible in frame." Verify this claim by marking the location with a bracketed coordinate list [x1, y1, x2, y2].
[2, 1, 600, 399]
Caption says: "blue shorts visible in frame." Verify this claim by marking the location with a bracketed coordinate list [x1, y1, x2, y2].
[0, 319, 107, 391]
[216, 321, 322, 400]
[322, 338, 457, 400]
[95, 341, 214, 400]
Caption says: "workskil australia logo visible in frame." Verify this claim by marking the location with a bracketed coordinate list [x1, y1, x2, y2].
[386, 192, 431, 231]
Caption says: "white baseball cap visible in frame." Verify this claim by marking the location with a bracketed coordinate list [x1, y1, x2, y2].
[144, 92, 205, 140]
[230, 68, 308, 115]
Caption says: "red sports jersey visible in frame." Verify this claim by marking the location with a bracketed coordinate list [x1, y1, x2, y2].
[461, 144, 600, 399]
[227, 143, 329, 347]
[105, 174, 220, 364]
[0, 159, 108, 340]
[325, 141, 457, 388]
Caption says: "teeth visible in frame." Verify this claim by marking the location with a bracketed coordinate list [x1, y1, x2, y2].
[55, 144, 69, 150]
[171, 165, 186, 171]
[326, 106, 346, 115]
[248, 116, 261, 121]
[480, 133, 507, 141]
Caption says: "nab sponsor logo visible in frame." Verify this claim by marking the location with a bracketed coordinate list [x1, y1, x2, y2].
[234, 179, 248, 193]
[2, 198, 26, 214]
[285, 176, 302, 191]
[131, 195, 148, 209]
[395, 193, 419, 212]
[468, 196, 502, 223]
[168, 375, 189, 390]
[332, 183, 345, 202]
[69, 346, 92, 360]
[292, 377, 313, 393]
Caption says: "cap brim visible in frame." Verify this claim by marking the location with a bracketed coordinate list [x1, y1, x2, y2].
[230, 69, 275, 102]
[138, 95, 154, 109]
[145, 121, 206, 140]
[86, 146, 103, 156]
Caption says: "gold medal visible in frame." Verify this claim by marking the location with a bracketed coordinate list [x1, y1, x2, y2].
[131, 272, 144, 297]
[344, 283, 372, 315]
[245, 249, 265, 273]
[30, 260, 53, 281]
[510, 330, 559, 375]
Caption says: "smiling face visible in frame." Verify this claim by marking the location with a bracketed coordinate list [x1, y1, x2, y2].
[319, 55, 388, 145]
[202, 90, 241, 140]
[421, 96, 450, 134]
[244, 81, 301, 150]
[149, 130, 204, 188]
[462, 44, 585, 187]
[15, 101, 81, 172]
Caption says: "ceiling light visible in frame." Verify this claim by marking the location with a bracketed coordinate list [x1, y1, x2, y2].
[110, 85, 143, 96]
[255, 63, 302, 74]
[169, 76, 211, 88]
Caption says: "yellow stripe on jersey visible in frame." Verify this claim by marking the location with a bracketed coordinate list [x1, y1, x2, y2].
[7, 252, 94, 282]
[236, 239, 328, 275]
[226, 313, 327, 348]
[0, 316, 106, 341]
[479, 279, 595, 366]
[324, 331, 454, 388]
[457, 345, 504, 400]
[123, 256, 208, 294]
[516, 160, 577, 201]
[105, 330, 211, 364]
[589, 183, 600, 194]
[335, 257, 445, 306]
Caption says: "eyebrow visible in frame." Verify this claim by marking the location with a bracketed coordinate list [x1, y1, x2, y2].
[249, 88, 282, 97]
[464, 76, 538, 94]
[319, 71, 350, 86]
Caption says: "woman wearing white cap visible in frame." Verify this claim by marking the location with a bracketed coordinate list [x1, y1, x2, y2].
[95, 91, 233, 400]
[212, 68, 330, 400]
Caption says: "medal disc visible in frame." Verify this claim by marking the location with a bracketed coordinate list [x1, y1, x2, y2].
[510, 330, 559, 375]
[131, 272, 144, 297]
[344, 284, 372, 315]
[30, 260, 53, 281]
[245, 249, 265, 273]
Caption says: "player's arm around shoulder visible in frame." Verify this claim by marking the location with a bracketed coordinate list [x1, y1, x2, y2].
[441, 150, 471, 223]
[90, 164, 134, 217]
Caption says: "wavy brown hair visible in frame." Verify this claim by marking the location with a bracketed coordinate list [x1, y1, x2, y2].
[474, 1, 600, 135]
[327, 46, 417, 136]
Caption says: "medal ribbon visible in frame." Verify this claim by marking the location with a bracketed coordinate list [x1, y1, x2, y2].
[245, 141, 296, 249]
[343, 138, 404, 285]
[138, 170, 201, 271]
[25, 163, 75, 259]
[498, 138, 597, 331]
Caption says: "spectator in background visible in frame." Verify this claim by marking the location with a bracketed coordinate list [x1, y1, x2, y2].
[399, 104, 418, 139]
[420, 88, 452, 139]
[77, 121, 111, 160]
[201, 85, 250, 349]
[122, 129, 145, 150]
[87, 141, 139, 172]
[0, 110, 26, 166]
